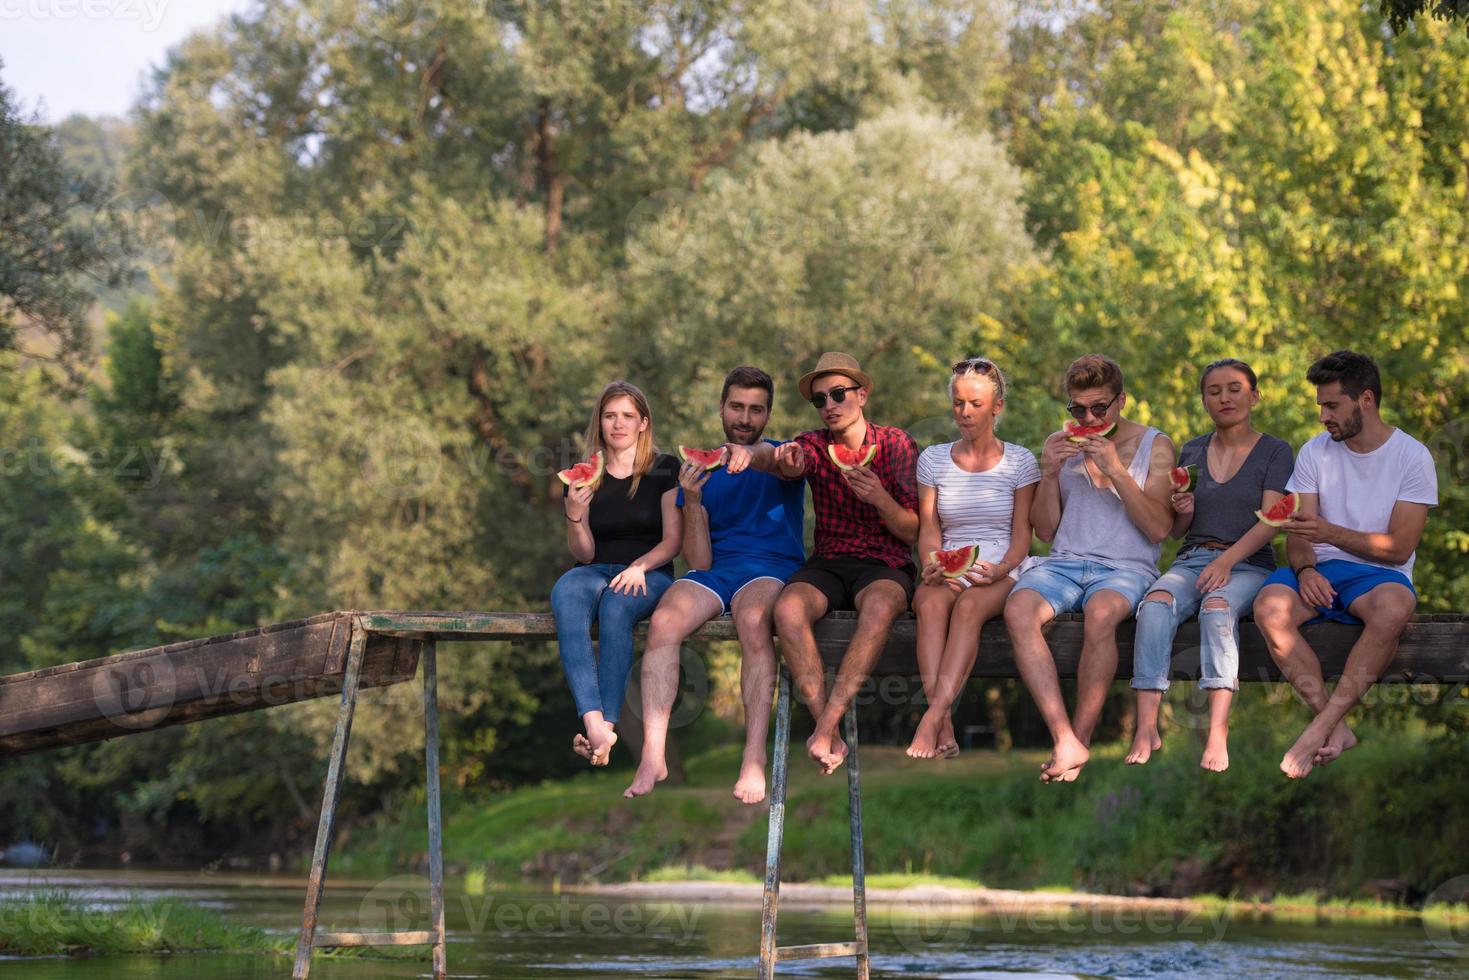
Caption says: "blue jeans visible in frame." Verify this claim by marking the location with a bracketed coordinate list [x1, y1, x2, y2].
[550, 563, 673, 723]
[1132, 549, 1271, 692]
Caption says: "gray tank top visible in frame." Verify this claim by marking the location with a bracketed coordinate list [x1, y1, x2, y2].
[1049, 426, 1163, 577]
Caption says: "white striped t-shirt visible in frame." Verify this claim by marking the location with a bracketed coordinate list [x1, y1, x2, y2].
[918, 441, 1042, 559]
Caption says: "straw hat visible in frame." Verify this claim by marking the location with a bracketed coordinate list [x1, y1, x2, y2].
[797, 352, 874, 401]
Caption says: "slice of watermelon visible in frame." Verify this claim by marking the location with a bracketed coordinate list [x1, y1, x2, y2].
[1170, 464, 1198, 493]
[678, 446, 726, 471]
[1254, 492, 1300, 527]
[827, 443, 879, 470]
[557, 451, 605, 488]
[1064, 419, 1118, 443]
[929, 545, 980, 579]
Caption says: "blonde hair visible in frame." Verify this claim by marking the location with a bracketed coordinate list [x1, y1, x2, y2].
[583, 380, 657, 498]
[950, 356, 1008, 430]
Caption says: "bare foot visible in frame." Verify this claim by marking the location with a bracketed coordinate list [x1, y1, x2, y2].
[1200, 730, 1229, 772]
[1125, 728, 1162, 765]
[586, 723, 618, 767]
[936, 717, 959, 758]
[733, 759, 767, 804]
[905, 710, 945, 759]
[623, 757, 667, 799]
[1280, 727, 1328, 779]
[807, 731, 848, 774]
[572, 733, 593, 761]
[1313, 723, 1357, 766]
[1041, 735, 1089, 783]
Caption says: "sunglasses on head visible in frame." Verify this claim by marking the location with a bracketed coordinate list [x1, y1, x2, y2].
[952, 356, 996, 374]
[1065, 391, 1120, 420]
[810, 385, 860, 409]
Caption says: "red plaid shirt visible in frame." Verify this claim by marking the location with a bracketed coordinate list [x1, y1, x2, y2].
[794, 423, 919, 568]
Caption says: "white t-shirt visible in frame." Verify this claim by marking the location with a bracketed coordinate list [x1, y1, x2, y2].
[917, 441, 1041, 563]
[1286, 428, 1438, 581]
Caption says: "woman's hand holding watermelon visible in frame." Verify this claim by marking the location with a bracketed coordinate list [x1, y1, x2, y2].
[564, 484, 593, 522]
[960, 560, 1000, 589]
[609, 564, 649, 596]
[1170, 491, 1194, 516]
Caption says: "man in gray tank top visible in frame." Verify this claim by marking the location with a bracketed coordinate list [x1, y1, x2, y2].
[1004, 355, 1176, 783]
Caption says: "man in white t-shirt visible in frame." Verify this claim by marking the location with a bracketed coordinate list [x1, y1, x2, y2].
[1253, 350, 1437, 780]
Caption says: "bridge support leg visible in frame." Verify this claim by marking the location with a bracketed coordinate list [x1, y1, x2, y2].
[758, 665, 870, 978]
[292, 627, 447, 979]
[292, 625, 367, 979]
[424, 640, 448, 978]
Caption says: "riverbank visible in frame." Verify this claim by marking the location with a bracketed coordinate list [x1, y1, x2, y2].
[343, 714, 1469, 908]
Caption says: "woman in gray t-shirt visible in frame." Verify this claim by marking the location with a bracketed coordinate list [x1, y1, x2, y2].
[1126, 359, 1293, 773]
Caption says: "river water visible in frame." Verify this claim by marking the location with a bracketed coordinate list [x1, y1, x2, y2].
[2, 870, 1467, 978]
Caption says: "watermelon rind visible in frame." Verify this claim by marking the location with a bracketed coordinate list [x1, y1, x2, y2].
[557, 451, 605, 488]
[1063, 420, 1119, 444]
[678, 446, 726, 471]
[1254, 492, 1300, 528]
[929, 545, 980, 579]
[827, 443, 880, 470]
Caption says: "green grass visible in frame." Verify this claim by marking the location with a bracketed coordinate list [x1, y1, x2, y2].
[644, 864, 761, 884]
[344, 699, 1469, 916]
[0, 891, 284, 958]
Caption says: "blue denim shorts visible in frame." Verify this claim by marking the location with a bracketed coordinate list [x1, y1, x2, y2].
[682, 556, 802, 614]
[1261, 558, 1416, 625]
[1013, 557, 1156, 617]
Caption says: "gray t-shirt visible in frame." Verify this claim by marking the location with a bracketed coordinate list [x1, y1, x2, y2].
[1178, 432, 1294, 569]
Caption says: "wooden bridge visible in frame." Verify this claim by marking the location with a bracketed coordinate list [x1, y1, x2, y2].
[3, 610, 1467, 979]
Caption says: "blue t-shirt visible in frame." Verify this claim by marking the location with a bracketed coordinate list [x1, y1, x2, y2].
[676, 440, 806, 565]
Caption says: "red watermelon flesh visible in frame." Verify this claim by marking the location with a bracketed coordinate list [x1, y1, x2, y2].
[929, 546, 980, 579]
[827, 443, 879, 470]
[557, 451, 605, 488]
[1170, 464, 1198, 493]
[678, 446, 726, 471]
[1064, 419, 1118, 443]
[1255, 492, 1300, 527]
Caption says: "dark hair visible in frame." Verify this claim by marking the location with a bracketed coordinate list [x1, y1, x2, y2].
[1307, 349, 1383, 406]
[720, 365, 775, 406]
[1199, 358, 1258, 396]
[1064, 353, 1124, 397]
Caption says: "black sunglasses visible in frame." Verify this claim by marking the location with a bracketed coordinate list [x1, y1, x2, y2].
[810, 385, 860, 409]
[1065, 391, 1120, 421]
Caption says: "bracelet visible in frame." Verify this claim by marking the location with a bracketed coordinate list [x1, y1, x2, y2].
[566, 515, 583, 524]
[1295, 564, 1316, 576]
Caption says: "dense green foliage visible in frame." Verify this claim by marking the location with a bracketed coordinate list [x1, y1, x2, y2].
[2, 0, 1467, 895]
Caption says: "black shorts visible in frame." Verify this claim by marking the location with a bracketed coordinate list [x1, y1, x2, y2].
[785, 556, 917, 612]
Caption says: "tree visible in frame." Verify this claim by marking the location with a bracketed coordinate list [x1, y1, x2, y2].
[0, 63, 131, 378]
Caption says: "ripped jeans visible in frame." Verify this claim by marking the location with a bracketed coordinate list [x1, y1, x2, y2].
[1131, 549, 1271, 692]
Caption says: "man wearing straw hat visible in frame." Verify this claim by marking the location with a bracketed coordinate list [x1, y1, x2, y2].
[740, 352, 919, 773]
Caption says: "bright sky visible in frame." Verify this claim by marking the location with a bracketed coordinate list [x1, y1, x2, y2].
[0, 0, 252, 122]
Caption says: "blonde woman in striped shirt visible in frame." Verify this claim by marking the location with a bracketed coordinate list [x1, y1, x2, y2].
[907, 358, 1040, 759]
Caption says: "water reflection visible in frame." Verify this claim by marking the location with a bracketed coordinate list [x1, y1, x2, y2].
[1, 870, 1464, 978]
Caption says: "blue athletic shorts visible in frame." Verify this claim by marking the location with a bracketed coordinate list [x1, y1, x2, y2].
[682, 556, 803, 614]
[1260, 558, 1416, 625]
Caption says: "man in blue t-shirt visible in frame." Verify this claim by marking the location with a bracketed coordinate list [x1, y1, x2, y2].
[624, 366, 805, 804]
